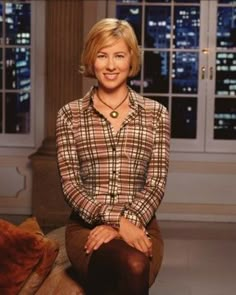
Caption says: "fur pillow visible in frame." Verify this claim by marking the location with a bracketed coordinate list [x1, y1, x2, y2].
[0, 217, 59, 295]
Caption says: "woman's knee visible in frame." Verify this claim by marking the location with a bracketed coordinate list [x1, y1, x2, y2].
[125, 250, 150, 277]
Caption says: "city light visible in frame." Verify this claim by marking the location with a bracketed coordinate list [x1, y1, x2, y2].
[115, 0, 236, 140]
[1, 2, 31, 134]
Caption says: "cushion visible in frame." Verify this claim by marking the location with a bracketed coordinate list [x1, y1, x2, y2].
[36, 226, 86, 295]
[0, 217, 59, 295]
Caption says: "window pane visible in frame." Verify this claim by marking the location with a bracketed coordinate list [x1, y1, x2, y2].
[216, 52, 236, 96]
[145, 6, 171, 49]
[116, 5, 142, 44]
[173, 6, 200, 49]
[214, 98, 236, 139]
[5, 2, 31, 45]
[217, 7, 236, 49]
[147, 96, 169, 110]
[5, 92, 30, 133]
[171, 97, 197, 138]
[128, 72, 141, 92]
[5, 47, 30, 90]
[143, 51, 169, 93]
[0, 93, 2, 132]
[172, 52, 198, 94]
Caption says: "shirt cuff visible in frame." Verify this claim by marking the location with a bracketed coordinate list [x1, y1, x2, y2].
[99, 204, 124, 228]
[122, 210, 142, 228]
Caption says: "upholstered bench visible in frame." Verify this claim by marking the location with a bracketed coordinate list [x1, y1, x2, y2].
[36, 226, 86, 295]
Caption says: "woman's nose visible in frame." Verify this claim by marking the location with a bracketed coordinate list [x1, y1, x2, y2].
[106, 57, 115, 70]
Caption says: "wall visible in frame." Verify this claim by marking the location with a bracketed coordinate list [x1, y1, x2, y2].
[159, 160, 236, 222]
[0, 0, 235, 223]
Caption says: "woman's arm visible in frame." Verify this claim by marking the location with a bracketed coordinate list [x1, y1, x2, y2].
[122, 105, 170, 228]
[56, 105, 124, 228]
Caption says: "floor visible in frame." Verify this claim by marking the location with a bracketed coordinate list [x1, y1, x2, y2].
[150, 221, 236, 295]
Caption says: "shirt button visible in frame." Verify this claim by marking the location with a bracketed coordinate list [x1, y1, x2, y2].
[110, 193, 115, 198]
[112, 147, 116, 151]
[113, 170, 116, 174]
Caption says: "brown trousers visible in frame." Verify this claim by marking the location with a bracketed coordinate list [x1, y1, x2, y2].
[65, 214, 164, 288]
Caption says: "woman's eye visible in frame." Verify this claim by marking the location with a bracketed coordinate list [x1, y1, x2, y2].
[97, 54, 106, 59]
[116, 54, 124, 59]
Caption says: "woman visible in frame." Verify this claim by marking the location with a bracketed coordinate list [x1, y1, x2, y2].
[56, 18, 170, 295]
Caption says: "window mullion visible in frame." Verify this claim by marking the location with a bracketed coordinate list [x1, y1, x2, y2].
[2, 0, 6, 133]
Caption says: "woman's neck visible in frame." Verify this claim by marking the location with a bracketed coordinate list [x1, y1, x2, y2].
[96, 85, 129, 106]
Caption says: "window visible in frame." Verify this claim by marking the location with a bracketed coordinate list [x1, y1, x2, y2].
[0, 0, 45, 149]
[108, 0, 236, 154]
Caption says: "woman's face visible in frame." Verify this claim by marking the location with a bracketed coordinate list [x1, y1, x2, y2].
[93, 38, 131, 91]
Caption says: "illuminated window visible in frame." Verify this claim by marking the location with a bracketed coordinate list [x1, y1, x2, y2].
[0, 0, 44, 148]
[113, 0, 236, 153]
[0, 1, 30, 134]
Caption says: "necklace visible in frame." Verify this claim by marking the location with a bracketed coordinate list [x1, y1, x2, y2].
[96, 90, 129, 119]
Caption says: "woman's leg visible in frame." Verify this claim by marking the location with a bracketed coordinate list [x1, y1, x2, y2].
[87, 239, 150, 295]
[65, 218, 92, 287]
[147, 217, 164, 286]
[65, 215, 164, 292]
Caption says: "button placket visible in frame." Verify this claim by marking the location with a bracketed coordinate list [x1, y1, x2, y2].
[109, 142, 122, 199]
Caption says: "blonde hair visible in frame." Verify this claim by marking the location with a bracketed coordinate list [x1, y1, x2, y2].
[80, 18, 141, 78]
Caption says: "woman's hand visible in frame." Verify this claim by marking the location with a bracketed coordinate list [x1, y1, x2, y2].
[119, 217, 152, 258]
[85, 225, 119, 254]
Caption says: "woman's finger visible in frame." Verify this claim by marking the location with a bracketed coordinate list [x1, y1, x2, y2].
[85, 226, 118, 254]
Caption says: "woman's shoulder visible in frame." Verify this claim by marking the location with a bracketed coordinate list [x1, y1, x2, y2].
[143, 96, 166, 110]
[57, 100, 81, 125]
[143, 98, 169, 127]
[131, 89, 168, 115]
[58, 89, 93, 117]
[59, 99, 81, 113]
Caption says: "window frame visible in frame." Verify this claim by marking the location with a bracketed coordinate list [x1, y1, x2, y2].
[206, 0, 236, 153]
[107, 0, 236, 158]
[0, 0, 45, 154]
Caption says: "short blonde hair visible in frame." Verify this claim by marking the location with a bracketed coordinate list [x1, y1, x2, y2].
[80, 18, 141, 78]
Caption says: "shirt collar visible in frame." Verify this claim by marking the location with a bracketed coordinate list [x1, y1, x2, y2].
[80, 86, 146, 112]
[128, 87, 145, 110]
[80, 86, 96, 112]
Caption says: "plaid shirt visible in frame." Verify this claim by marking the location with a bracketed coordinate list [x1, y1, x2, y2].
[56, 87, 170, 228]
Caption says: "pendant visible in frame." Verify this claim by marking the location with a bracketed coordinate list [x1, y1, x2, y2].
[110, 111, 119, 118]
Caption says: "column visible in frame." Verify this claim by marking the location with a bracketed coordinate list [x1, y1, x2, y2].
[30, 0, 83, 228]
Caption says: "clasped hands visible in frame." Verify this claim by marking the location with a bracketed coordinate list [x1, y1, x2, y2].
[84, 217, 152, 258]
